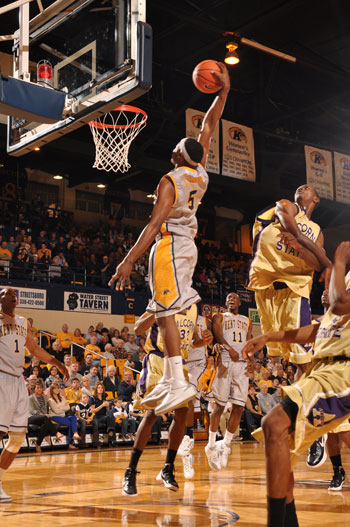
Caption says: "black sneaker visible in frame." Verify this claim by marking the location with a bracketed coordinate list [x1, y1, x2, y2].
[122, 467, 139, 496]
[329, 467, 346, 491]
[156, 463, 179, 491]
[306, 434, 328, 468]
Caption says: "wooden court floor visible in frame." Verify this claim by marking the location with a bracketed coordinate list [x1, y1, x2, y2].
[1, 440, 350, 526]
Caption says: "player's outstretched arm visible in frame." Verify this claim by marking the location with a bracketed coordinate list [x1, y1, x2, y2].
[242, 323, 320, 361]
[329, 241, 350, 315]
[25, 329, 69, 380]
[212, 312, 239, 362]
[275, 199, 331, 271]
[197, 62, 230, 167]
[108, 176, 175, 290]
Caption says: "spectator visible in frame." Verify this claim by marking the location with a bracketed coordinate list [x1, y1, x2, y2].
[118, 371, 136, 402]
[85, 325, 95, 344]
[89, 382, 115, 445]
[88, 365, 100, 388]
[75, 392, 97, 448]
[108, 398, 137, 441]
[254, 361, 266, 383]
[57, 323, 74, 351]
[24, 356, 49, 380]
[79, 353, 94, 376]
[257, 383, 276, 415]
[111, 329, 121, 347]
[65, 378, 82, 405]
[45, 365, 64, 389]
[120, 327, 129, 342]
[103, 365, 120, 397]
[100, 255, 113, 287]
[0, 241, 12, 270]
[48, 384, 81, 450]
[124, 353, 135, 375]
[258, 370, 273, 389]
[104, 343, 116, 359]
[81, 375, 93, 397]
[114, 338, 127, 358]
[63, 354, 73, 371]
[85, 335, 101, 361]
[27, 317, 39, 338]
[28, 382, 63, 452]
[273, 384, 283, 405]
[26, 374, 38, 395]
[123, 334, 139, 361]
[244, 385, 263, 438]
[64, 362, 82, 387]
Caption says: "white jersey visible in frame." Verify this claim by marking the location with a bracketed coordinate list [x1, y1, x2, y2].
[0, 313, 27, 376]
[188, 314, 208, 362]
[158, 164, 209, 240]
[220, 312, 250, 361]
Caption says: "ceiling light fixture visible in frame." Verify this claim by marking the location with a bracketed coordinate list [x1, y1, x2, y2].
[34, 146, 40, 151]
[53, 175, 63, 180]
[224, 42, 240, 65]
[97, 183, 106, 188]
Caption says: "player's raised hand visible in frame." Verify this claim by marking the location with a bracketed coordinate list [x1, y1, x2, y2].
[242, 335, 268, 361]
[334, 241, 350, 265]
[108, 260, 133, 290]
[201, 328, 213, 346]
[212, 62, 230, 91]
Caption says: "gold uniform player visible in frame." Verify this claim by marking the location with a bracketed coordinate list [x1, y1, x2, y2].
[248, 185, 331, 370]
[122, 304, 211, 496]
[0, 288, 68, 502]
[242, 241, 350, 527]
[109, 64, 231, 416]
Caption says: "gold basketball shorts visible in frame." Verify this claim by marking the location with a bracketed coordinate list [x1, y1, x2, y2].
[255, 286, 313, 365]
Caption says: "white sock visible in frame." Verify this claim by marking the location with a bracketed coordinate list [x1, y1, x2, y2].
[0, 467, 6, 484]
[208, 430, 217, 448]
[159, 357, 172, 384]
[168, 355, 185, 383]
[224, 430, 234, 447]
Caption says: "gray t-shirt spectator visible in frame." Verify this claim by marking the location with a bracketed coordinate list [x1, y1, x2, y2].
[257, 389, 276, 415]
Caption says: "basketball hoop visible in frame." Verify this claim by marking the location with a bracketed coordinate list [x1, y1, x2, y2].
[89, 105, 148, 173]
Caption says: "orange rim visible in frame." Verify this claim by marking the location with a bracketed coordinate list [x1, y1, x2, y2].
[89, 105, 148, 130]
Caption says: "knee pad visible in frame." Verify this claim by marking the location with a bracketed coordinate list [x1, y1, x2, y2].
[4, 432, 26, 453]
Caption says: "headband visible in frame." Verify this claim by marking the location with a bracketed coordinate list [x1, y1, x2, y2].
[176, 137, 198, 166]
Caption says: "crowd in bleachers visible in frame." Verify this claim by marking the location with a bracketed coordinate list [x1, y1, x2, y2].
[23, 320, 169, 451]
[0, 194, 251, 299]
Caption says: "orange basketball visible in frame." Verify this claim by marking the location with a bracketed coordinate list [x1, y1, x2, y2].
[192, 60, 222, 94]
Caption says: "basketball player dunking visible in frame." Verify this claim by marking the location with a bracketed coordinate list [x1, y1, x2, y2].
[0, 287, 68, 502]
[109, 63, 230, 415]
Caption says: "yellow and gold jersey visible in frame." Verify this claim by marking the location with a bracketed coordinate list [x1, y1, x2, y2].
[155, 165, 208, 240]
[0, 312, 27, 376]
[248, 203, 321, 298]
[314, 271, 350, 359]
[144, 303, 198, 360]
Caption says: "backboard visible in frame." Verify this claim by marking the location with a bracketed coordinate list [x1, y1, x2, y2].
[5, 0, 152, 156]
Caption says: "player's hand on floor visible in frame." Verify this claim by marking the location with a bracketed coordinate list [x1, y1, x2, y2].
[108, 260, 132, 290]
[242, 335, 268, 361]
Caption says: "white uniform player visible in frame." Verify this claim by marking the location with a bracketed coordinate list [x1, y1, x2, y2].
[208, 311, 250, 407]
[0, 313, 29, 437]
[205, 293, 252, 471]
[0, 288, 68, 503]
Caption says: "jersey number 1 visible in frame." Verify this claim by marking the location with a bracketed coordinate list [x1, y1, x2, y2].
[187, 190, 197, 210]
[14, 339, 19, 353]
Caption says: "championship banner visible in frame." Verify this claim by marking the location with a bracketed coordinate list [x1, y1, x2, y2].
[64, 291, 111, 313]
[185, 108, 220, 174]
[334, 151, 350, 204]
[221, 120, 256, 181]
[304, 145, 334, 200]
[0, 285, 46, 309]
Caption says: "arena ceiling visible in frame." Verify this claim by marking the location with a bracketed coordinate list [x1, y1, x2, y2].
[2, 0, 350, 229]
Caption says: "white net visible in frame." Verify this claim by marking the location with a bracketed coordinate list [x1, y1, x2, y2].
[89, 105, 148, 173]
